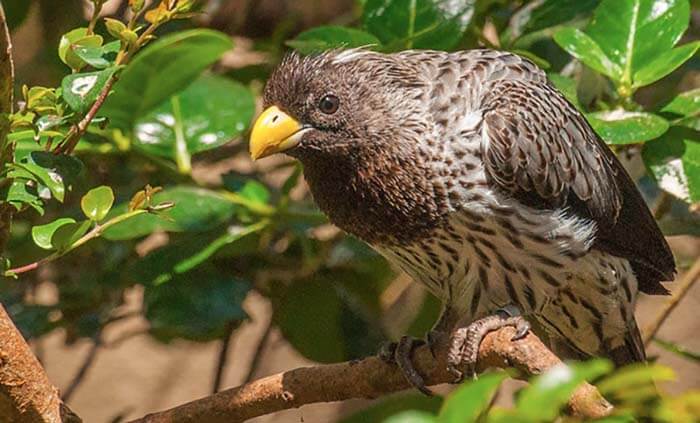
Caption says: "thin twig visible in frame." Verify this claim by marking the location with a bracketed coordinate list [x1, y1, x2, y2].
[644, 256, 700, 346]
[212, 322, 236, 393]
[243, 319, 273, 384]
[62, 334, 102, 402]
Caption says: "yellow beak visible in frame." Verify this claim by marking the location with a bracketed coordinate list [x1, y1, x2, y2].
[249, 106, 306, 160]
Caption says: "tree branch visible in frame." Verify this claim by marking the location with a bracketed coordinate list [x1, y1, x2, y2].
[0, 304, 81, 422]
[128, 327, 612, 423]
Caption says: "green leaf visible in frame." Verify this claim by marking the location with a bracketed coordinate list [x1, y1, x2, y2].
[515, 360, 612, 421]
[15, 152, 84, 202]
[509, 0, 599, 39]
[553, 27, 621, 79]
[61, 66, 119, 114]
[132, 74, 254, 163]
[363, 0, 476, 51]
[597, 363, 675, 403]
[71, 40, 120, 69]
[634, 41, 700, 87]
[50, 220, 92, 251]
[5, 179, 44, 215]
[341, 394, 441, 423]
[382, 411, 436, 423]
[31, 218, 77, 250]
[287, 26, 381, 54]
[102, 186, 237, 240]
[81, 186, 115, 221]
[239, 180, 270, 205]
[642, 126, 700, 202]
[275, 278, 345, 363]
[585, 0, 691, 85]
[144, 271, 250, 342]
[58, 28, 104, 71]
[438, 372, 507, 423]
[660, 88, 700, 129]
[588, 110, 670, 144]
[100, 29, 233, 130]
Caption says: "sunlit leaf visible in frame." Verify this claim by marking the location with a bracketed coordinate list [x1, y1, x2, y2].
[660, 88, 700, 130]
[588, 110, 669, 144]
[132, 74, 254, 161]
[81, 186, 115, 221]
[31, 218, 76, 250]
[634, 41, 700, 87]
[58, 27, 103, 71]
[553, 27, 621, 79]
[438, 372, 506, 423]
[382, 411, 436, 423]
[61, 66, 119, 114]
[642, 126, 700, 202]
[50, 220, 92, 251]
[585, 0, 691, 85]
[15, 152, 84, 202]
[515, 360, 612, 421]
[363, 0, 476, 51]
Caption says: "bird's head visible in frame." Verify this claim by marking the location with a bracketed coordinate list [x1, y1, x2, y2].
[249, 49, 427, 162]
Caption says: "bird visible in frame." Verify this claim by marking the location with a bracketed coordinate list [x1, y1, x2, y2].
[248, 48, 676, 393]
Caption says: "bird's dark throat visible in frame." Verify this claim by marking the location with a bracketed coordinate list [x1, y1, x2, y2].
[295, 144, 448, 246]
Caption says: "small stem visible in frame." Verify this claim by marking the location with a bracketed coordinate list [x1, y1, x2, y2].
[212, 322, 236, 393]
[5, 209, 148, 276]
[644, 257, 700, 346]
[86, 1, 104, 35]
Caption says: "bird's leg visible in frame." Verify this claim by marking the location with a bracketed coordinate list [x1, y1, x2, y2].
[446, 305, 530, 382]
[377, 305, 459, 396]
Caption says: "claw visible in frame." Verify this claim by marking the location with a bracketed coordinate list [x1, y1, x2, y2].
[378, 336, 434, 396]
[446, 307, 530, 383]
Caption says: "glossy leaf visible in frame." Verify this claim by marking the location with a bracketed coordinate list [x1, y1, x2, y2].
[61, 66, 118, 114]
[102, 186, 237, 240]
[661, 88, 700, 130]
[642, 126, 700, 202]
[287, 26, 381, 53]
[144, 271, 250, 342]
[50, 220, 92, 251]
[133, 75, 254, 161]
[58, 28, 104, 71]
[509, 0, 599, 39]
[588, 110, 669, 144]
[239, 180, 270, 205]
[634, 41, 700, 87]
[100, 29, 233, 130]
[71, 40, 120, 69]
[31, 218, 76, 250]
[553, 27, 621, 79]
[438, 372, 507, 423]
[363, 0, 475, 50]
[81, 186, 115, 221]
[585, 0, 690, 85]
[15, 152, 84, 202]
[515, 360, 612, 421]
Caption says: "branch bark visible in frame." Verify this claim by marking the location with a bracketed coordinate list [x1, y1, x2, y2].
[129, 327, 612, 423]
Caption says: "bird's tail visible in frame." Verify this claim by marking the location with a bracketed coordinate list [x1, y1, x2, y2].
[608, 319, 646, 367]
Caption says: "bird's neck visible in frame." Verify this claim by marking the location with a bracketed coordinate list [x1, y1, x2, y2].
[297, 145, 448, 245]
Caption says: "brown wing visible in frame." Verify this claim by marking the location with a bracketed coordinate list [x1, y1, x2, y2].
[481, 78, 675, 294]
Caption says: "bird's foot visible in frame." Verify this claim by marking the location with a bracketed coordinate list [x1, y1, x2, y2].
[378, 335, 435, 396]
[446, 306, 530, 383]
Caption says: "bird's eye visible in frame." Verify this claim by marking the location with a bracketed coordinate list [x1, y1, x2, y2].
[318, 94, 340, 114]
